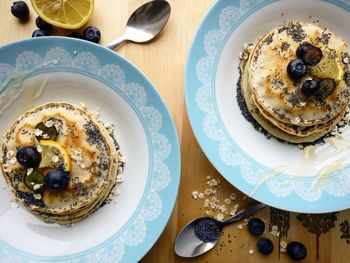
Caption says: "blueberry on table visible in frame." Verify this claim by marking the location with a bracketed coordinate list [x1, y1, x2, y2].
[296, 42, 314, 59]
[257, 237, 274, 255]
[318, 78, 336, 97]
[287, 59, 307, 79]
[35, 17, 52, 31]
[45, 169, 69, 191]
[248, 218, 265, 236]
[83, 26, 101, 43]
[303, 47, 323, 66]
[24, 171, 45, 190]
[32, 29, 50, 38]
[302, 79, 320, 96]
[11, 1, 29, 20]
[16, 147, 41, 168]
[287, 241, 307, 261]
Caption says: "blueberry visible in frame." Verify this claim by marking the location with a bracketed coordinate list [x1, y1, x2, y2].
[287, 241, 307, 261]
[45, 169, 69, 191]
[302, 79, 320, 96]
[296, 42, 314, 59]
[32, 29, 50, 38]
[303, 47, 323, 66]
[287, 59, 307, 80]
[257, 237, 274, 255]
[11, 1, 29, 20]
[83, 26, 101, 43]
[16, 146, 41, 168]
[68, 32, 83, 39]
[318, 78, 336, 97]
[35, 17, 52, 31]
[248, 218, 265, 236]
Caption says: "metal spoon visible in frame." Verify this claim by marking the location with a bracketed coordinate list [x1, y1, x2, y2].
[105, 0, 171, 50]
[174, 202, 267, 258]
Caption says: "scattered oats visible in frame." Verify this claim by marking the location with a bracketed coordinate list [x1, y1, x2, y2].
[243, 43, 248, 49]
[192, 191, 199, 199]
[280, 240, 288, 248]
[271, 225, 279, 231]
[249, 249, 254, 255]
[219, 205, 227, 213]
[37, 145, 43, 153]
[198, 193, 204, 199]
[204, 199, 210, 208]
[210, 202, 217, 209]
[42, 134, 49, 139]
[229, 210, 237, 216]
[52, 155, 59, 163]
[234, 204, 239, 209]
[34, 129, 43, 137]
[224, 198, 232, 205]
[207, 179, 219, 187]
[33, 194, 41, 200]
[237, 224, 243, 230]
[31, 182, 35, 185]
[206, 176, 211, 180]
[280, 247, 287, 254]
[9, 157, 17, 165]
[216, 213, 224, 221]
[27, 168, 33, 175]
[300, 102, 306, 106]
[206, 210, 212, 215]
[33, 184, 42, 190]
[6, 151, 14, 159]
[243, 219, 249, 225]
[116, 175, 124, 183]
[204, 188, 213, 195]
[44, 120, 53, 127]
[230, 193, 236, 200]
[79, 102, 87, 110]
[276, 231, 280, 237]
[80, 163, 86, 169]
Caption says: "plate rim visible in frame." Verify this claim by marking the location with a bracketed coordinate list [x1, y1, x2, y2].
[0, 36, 181, 262]
[185, 0, 350, 213]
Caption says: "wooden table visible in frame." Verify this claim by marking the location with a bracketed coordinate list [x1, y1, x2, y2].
[1, 0, 350, 262]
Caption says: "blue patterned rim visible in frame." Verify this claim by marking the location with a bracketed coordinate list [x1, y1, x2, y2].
[185, 0, 350, 213]
[0, 37, 180, 262]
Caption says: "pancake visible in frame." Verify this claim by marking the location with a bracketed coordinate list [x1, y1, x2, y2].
[239, 22, 350, 143]
[249, 22, 350, 127]
[0, 102, 124, 224]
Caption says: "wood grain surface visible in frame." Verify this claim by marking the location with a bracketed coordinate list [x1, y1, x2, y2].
[1, 1, 350, 263]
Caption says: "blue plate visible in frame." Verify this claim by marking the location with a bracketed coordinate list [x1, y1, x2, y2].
[0, 37, 180, 262]
[186, 0, 350, 213]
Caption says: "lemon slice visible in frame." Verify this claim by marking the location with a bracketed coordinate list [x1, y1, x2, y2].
[39, 140, 72, 172]
[309, 48, 344, 82]
[30, 0, 94, 29]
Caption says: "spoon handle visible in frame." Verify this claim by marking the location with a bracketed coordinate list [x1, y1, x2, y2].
[222, 202, 267, 226]
[105, 35, 127, 50]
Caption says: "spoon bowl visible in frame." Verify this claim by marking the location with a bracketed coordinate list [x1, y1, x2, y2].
[105, 1, 171, 49]
[174, 202, 267, 258]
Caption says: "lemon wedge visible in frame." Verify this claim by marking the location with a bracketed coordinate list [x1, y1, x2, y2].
[30, 0, 94, 29]
[309, 48, 344, 82]
[39, 140, 72, 172]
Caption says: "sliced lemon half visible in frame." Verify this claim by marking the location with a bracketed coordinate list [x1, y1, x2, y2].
[309, 48, 344, 82]
[30, 0, 94, 29]
[39, 140, 72, 172]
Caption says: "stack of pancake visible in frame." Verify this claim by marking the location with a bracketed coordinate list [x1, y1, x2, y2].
[0, 103, 124, 224]
[240, 22, 350, 143]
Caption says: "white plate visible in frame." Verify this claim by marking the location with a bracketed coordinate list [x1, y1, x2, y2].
[0, 37, 180, 262]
